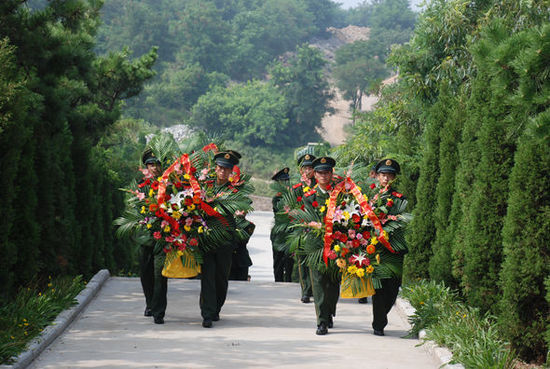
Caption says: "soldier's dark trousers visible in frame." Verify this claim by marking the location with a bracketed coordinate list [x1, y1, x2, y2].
[310, 268, 340, 325]
[297, 255, 312, 298]
[273, 249, 294, 282]
[139, 245, 167, 319]
[200, 245, 233, 320]
[372, 278, 401, 331]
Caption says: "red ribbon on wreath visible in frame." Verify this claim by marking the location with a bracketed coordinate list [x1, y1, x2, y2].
[323, 178, 395, 265]
[156, 150, 229, 227]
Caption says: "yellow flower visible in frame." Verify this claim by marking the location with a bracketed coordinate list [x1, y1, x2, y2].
[47, 283, 52, 287]
[303, 186, 310, 192]
[146, 223, 152, 229]
[336, 258, 347, 268]
[366, 265, 374, 274]
[364, 194, 369, 201]
[198, 226, 204, 234]
[24, 331, 28, 336]
[333, 245, 341, 252]
[382, 230, 388, 240]
[187, 204, 196, 211]
[376, 254, 380, 264]
[10, 336, 14, 340]
[149, 189, 154, 197]
[357, 186, 362, 191]
[163, 225, 170, 232]
[356, 268, 365, 277]
[140, 206, 146, 214]
[157, 176, 163, 182]
[183, 174, 190, 180]
[325, 198, 330, 205]
[23, 319, 27, 322]
[177, 250, 183, 256]
[172, 212, 182, 220]
[184, 225, 191, 232]
[371, 237, 379, 245]
[24, 322, 29, 326]
[343, 211, 350, 220]
[347, 265, 358, 274]
[320, 206, 326, 212]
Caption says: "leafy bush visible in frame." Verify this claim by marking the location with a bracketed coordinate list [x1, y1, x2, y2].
[0, 276, 85, 364]
[401, 280, 517, 368]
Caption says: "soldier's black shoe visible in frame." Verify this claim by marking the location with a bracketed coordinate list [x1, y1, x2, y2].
[213, 315, 220, 322]
[301, 296, 311, 303]
[328, 316, 333, 329]
[144, 308, 153, 317]
[202, 319, 213, 328]
[358, 297, 368, 304]
[154, 316, 164, 324]
[373, 329, 384, 336]
[316, 322, 328, 335]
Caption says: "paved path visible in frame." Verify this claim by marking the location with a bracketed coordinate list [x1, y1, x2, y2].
[27, 212, 439, 369]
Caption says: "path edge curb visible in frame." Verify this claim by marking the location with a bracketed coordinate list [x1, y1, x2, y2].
[1, 269, 111, 369]
[395, 297, 465, 369]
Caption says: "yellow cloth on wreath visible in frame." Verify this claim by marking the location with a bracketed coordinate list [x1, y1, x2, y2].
[162, 250, 201, 278]
[340, 271, 375, 298]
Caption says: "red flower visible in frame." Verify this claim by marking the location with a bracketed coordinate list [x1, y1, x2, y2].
[341, 201, 347, 207]
[185, 197, 193, 206]
[190, 166, 197, 174]
[296, 196, 303, 202]
[354, 223, 361, 229]
[312, 201, 319, 208]
[333, 231, 342, 240]
[362, 231, 371, 239]
[153, 232, 162, 240]
[366, 244, 376, 254]
[188, 238, 198, 247]
[149, 204, 159, 212]
[341, 247, 350, 257]
[387, 199, 394, 207]
[300, 204, 305, 210]
[174, 182, 183, 189]
[370, 183, 376, 189]
[340, 234, 348, 243]
[391, 191, 403, 198]
[193, 196, 201, 204]
[352, 239, 361, 248]
[151, 181, 159, 190]
[378, 213, 386, 220]
[352, 214, 361, 223]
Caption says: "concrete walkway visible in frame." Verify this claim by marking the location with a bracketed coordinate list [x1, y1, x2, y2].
[26, 212, 439, 369]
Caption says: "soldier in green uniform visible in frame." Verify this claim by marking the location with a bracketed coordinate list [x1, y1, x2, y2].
[270, 167, 294, 282]
[292, 154, 316, 303]
[229, 220, 255, 281]
[370, 158, 407, 336]
[139, 149, 168, 324]
[200, 151, 241, 328]
[304, 156, 341, 335]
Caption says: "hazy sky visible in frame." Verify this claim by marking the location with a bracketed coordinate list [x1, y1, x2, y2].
[338, 0, 425, 11]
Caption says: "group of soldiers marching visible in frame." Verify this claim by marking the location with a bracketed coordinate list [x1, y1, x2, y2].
[138, 147, 406, 335]
[270, 153, 407, 335]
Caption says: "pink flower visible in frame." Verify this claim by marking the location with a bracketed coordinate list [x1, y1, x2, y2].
[308, 221, 322, 229]
[133, 191, 145, 201]
[153, 232, 162, 240]
[165, 236, 175, 243]
[328, 250, 337, 260]
[348, 229, 356, 239]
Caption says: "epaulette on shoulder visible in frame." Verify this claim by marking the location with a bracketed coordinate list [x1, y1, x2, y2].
[292, 183, 302, 189]
[304, 189, 316, 197]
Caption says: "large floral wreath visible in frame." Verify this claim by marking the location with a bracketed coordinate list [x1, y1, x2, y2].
[278, 168, 411, 297]
[115, 141, 254, 278]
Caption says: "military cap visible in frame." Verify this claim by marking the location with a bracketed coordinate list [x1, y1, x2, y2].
[297, 154, 316, 168]
[375, 158, 401, 174]
[214, 151, 240, 168]
[142, 148, 160, 165]
[312, 156, 336, 171]
[271, 167, 290, 181]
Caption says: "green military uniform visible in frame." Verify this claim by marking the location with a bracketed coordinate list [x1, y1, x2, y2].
[293, 154, 317, 302]
[270, 168, 294, 282]
[200, 151, 242, 327]
[138, 149, 168, 324]
[304, 157, 341, 335]
[370, 159, 407, 336]
[229, 219, 255, 281]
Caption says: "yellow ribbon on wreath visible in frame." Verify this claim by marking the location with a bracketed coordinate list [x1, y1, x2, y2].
[340, 270, 375, 298]
[162, 249, 201, 278]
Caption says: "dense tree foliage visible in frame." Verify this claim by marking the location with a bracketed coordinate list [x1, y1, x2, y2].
[0, 0, 156, 297]
[337, 0, 549, 362]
